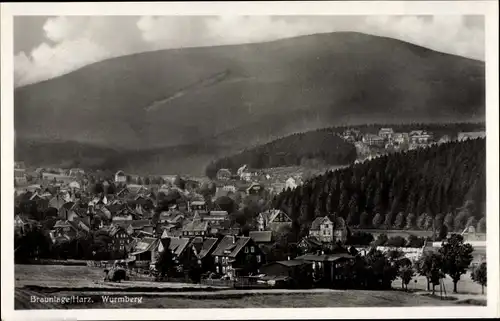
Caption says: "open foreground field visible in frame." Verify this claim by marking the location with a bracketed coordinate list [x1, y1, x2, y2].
[14, 264, 486, 309]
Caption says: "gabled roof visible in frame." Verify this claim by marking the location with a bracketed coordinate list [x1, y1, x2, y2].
[249, 231, 273, 243]
[61, 202, 75, 211]
[190, 200, 206, 206]
[310, 216, 332, 230]
[190, 237, 219, 259]
[109, 225, 128, 237]
[53, 220, 76, 230]
[299, 236, 323, 247]
[209, 210, 228, 217]
[212, 236, 251, 258]
[295, 253, 354, 262]
[263, 260, 312, 268]
[160, 237, 190, 257]
[131, 237, 159, 255]
[182, 220, 209, 232]
[129, 219, 151, 229]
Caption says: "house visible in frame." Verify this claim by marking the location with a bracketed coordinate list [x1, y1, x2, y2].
[109, 225, 133, 253]
[222, 185, 237, 193]
[249, 231, 273, 247]
[14, 214, 36, 235]
[393, 132, 409, 145]
[190, 237, 220, 272]
[309, 216, 334, 243]
[257, 209, 292, 232]
[297, 236, 324, 255]
[53, 220, 79, 239]
[378, 128, 394, 140]
[216, 168, 232, 181]
[182, 220, 209, 237]
[127, 220, 154, 236]
[246, 182, 264, 195]
[204, 210, 229, 223]
[409, 130, 434, 144]
[157, 237, 196, 275]
[362, 134, 385, 147]
[188, 200, 208, 214]
[69, 168, 85, 177]
[115, 170, 127, 184]
[457, 131, 486, 141]
[211, 235, 265, 278]
[58, 202, 80, 221]
[48, 195, 66, 210]
[14, 168, 28, 185]
[129, 237, 160, 264]
[309, 216, 348, 244]
[259, 260, 314, 288]
[270, 182, 286, 195]
[295, 253, 354, 288]
[285, 177, 302, 190]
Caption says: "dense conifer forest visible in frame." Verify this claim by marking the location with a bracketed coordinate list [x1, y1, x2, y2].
[272, 138, 486, 238]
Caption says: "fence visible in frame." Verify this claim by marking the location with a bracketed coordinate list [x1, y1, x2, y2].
[201, 277, 269, 289]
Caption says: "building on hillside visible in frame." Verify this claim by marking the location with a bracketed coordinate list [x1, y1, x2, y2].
[216, 169, 232, 181]
[69, 168, 85, 177]
[246, 182, 264, 195]
[285, 177, 303, 190]
[393, 132, 409, 145]
[157, 237, 195, 272]
[211, 235, 265, 278]
[457, 131, 486, 141]
[297, 236, 324, 255]
[378, 128, 394, 140]
[309, 216, 348, 244]
[115, 170, 127, 184]
[362, 134, 385, 147]
[256, 209, 292, 232]
[409, 130, 434, 144]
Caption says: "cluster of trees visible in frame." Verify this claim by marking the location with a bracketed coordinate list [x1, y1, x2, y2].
[14, 226, 126, 263]
[272, 138, 486, 239]
[415, 234, 476, 293]
[346, 231, 429, 248]
[206, 129, 357, 178]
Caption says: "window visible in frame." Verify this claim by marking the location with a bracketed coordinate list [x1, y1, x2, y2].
[216, 266, 219, 273]
[222, 266, 226, 274]
[250, 246, 255, 253]
[245, 247, 249, 253]
[215, 256, 219, 263]
[256, 255, 261, 263]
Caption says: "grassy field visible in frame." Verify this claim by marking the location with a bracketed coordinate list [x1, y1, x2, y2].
[15, 264, 486, 309]
[393, 273, 486, 296]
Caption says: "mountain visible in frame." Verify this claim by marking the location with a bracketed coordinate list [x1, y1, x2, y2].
[14, 32, 485, 174]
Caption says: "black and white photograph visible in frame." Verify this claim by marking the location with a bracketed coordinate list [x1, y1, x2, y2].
[1, 1, 499, 320]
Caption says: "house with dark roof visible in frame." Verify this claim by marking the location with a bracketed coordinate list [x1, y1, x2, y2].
[295, 253, 354, 288]
[256, 209, 292, 232]
[297, 236, 324, 254]
[211, 235, 265, 278]
[188, 200, 208, 214]
[259, 260, 314, 288]
[157, 237, 196, 275]
[182, 220, 209, 237]
[129, 237, 160, 264]
[189, 237, 220, 272]
[249, 231, 273, 246]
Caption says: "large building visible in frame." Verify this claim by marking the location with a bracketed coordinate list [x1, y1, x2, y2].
[457, 131, 486, 141]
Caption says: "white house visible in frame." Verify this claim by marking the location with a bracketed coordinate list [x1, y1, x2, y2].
[115, 170, 127, 184]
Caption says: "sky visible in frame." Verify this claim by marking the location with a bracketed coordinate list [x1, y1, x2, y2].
[14, 15, 485, 87]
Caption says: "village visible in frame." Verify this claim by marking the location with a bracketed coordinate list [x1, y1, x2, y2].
[13, 127, 487, 292]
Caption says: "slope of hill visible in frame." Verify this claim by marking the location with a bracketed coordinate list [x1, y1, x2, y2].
[273, 138, 486, 237]
[15, 31, 485, 151]
[206, 128, 358, 177]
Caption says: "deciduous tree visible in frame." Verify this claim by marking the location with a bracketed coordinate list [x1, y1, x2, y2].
[439, 234, 474, 293]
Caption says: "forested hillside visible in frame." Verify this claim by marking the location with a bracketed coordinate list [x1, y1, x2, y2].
[273, 138, 486, 238]
[206, 129, 358, 176]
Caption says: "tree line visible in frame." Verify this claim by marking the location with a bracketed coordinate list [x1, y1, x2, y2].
[272, 138, 486, 240]
[205, 129, 358, 178]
